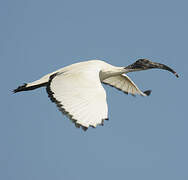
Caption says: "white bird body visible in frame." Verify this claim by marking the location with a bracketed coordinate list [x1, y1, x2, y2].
[28, 60, 125, 86]
[14, 59, 178, 130]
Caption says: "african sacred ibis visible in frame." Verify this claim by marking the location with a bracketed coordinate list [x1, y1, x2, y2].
[14, 59, 178, 130]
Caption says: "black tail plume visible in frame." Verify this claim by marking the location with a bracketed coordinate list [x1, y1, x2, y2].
[13, 82, 47, 93]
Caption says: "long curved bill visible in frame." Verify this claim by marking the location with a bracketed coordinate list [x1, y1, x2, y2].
[152, 62, 179, 78]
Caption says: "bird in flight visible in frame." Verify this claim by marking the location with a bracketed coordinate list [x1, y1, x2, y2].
[14, 59, 178, 131]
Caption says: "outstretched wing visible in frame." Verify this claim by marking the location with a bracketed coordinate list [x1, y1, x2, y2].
[102, 74, 151, 96]
[46, 70, 108, 131]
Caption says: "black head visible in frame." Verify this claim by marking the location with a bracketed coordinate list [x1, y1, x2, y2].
[125, 58, 179, 77]
[128, 59, 154, 70]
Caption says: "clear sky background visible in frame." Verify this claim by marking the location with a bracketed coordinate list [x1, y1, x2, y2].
[1, 0, 187, 179]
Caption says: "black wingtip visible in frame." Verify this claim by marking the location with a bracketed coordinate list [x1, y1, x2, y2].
[144, 90, 152, 96]
[82, 126, 88, 131]
[13, 83, 27, 93]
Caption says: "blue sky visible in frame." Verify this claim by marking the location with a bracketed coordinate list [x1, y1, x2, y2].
[1, 0, 188, 179]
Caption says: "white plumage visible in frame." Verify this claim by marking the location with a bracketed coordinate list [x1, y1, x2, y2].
[14, 59, 178, 130]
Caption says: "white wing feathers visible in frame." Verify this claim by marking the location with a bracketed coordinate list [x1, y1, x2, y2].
[103, 74, 149, 96]
[46, 70, 108, 130]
